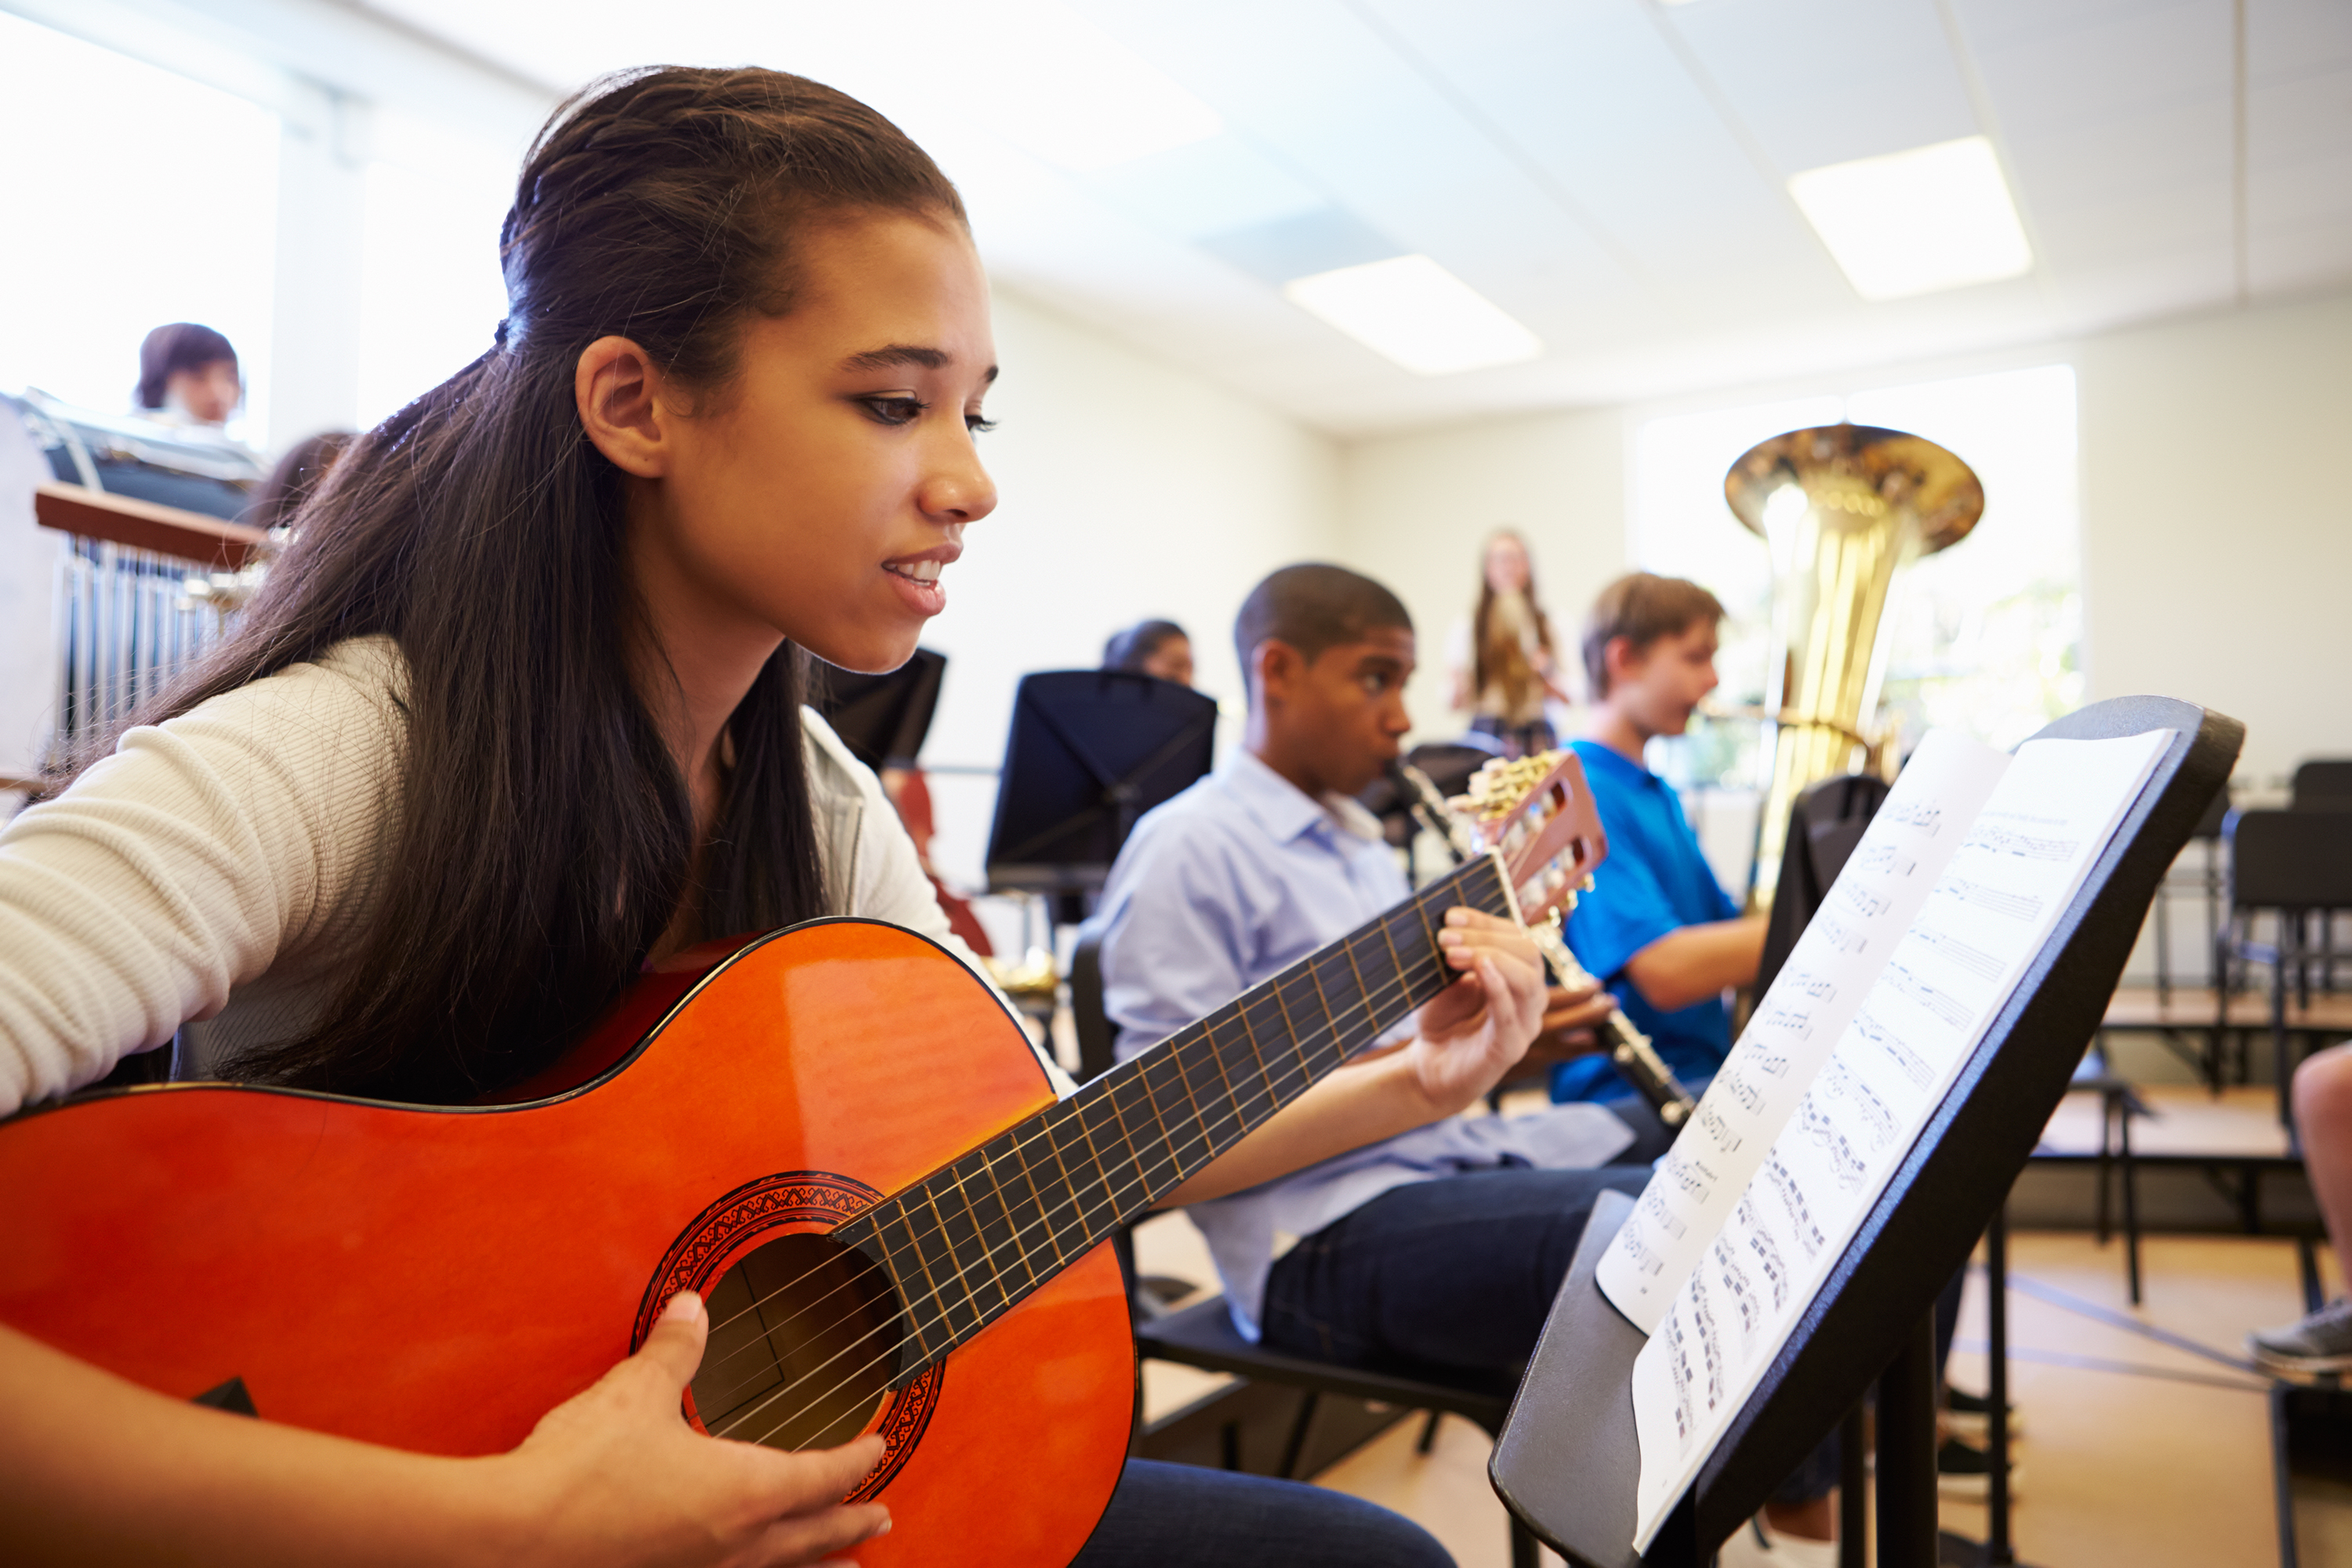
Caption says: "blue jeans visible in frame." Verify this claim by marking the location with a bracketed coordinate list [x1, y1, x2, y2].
[1259, 1164, 1653, 1376]
[1069, 1459, 1451, 1566]
[1258, 1164, 1836, 1508]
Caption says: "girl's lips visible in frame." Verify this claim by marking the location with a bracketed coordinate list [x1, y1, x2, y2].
[883, 559, 947, 615]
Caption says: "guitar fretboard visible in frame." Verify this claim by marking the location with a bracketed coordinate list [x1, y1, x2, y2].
[833, 851, 1515, 1381]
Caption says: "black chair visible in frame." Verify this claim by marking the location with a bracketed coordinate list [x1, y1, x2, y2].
[1069, 931, 1541, 1568]
[2292, 760, 2352, 812]
[2221, 810, 2352, 1128]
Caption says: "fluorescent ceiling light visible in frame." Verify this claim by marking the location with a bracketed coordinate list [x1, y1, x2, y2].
[1787, 136, 2033, 301]
[1283, 255, 1542, 376]
[985, 2, 1224, 173]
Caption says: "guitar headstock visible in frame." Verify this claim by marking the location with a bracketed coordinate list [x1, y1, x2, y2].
[1450, 750, 1610, 930]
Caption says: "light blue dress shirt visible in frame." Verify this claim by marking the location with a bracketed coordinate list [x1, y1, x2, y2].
[1096, 748, 1635, 1339]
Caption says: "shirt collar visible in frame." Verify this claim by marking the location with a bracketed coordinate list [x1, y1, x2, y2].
[1219, 747, 1386, 846]
[1571, 736, 1664, 789]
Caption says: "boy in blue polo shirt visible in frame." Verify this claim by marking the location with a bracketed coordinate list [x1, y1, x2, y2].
[1551, 573, 1766, 1134]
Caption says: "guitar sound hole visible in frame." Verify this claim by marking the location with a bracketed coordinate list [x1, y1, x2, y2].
[689, 1231, 903, 1452]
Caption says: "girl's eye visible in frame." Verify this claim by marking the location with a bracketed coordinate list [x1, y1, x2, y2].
[862, 395, 926, 426]
[966, 413, 999, 434]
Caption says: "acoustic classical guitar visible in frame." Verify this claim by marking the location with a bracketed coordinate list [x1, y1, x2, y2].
[0, 751, 1609, 1566]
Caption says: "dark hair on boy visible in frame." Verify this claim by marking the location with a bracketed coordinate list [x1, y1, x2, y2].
[136, 323, 238, 409]
[1234, 564, 1412, 691]
[1582, 572, 1726, 698]
[1103, 619, 1186, 673]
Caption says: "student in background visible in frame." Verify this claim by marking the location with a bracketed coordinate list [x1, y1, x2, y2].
[243, 431, 354, 534]
[1551, 574, 1766, 1126]
[1103, 618, 1194, 687]
[1097, 564, 1643, 1372]
[1447, 528, 1568, 758]
[134, 322, 245, 430]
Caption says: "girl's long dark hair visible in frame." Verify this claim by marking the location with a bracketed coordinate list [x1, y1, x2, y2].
[1471, 528, 1555, 703]
[60, 67, 966, 1102]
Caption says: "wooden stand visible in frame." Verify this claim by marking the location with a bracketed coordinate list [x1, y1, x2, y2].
[1489, 695, 2243, 1567]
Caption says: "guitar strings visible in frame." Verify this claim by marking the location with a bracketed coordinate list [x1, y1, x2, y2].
[689, 927, 1453, 1399]
[706, 891, 1530, 1450]
[685, 865, 1513, 1367]
[688, 868, 1512, 1382]
[695, 872, 1524, 1430]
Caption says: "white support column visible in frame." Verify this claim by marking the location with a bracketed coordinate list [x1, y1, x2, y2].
[265, 79, 368, 452]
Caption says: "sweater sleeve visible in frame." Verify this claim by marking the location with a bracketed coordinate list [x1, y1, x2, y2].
[0, 641, 405, 1113]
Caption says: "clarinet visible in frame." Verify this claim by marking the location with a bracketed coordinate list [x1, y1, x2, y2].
[1390, 760, 1697, 1127]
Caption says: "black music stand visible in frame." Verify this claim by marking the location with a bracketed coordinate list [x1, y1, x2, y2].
[811, 648, 947, 772]
[1490, 695, 2243, 1568]
[983, 670, 1218, 920]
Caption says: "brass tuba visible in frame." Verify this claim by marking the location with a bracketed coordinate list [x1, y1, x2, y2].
[1726, 424, 1983, 906]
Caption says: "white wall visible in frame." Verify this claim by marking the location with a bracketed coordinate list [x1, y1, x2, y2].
[1334, 405, 1628, 744]
[916, 287, 1341, 889]
[1336, 285, 2352, 786]
[2077, 292, 2352, 787]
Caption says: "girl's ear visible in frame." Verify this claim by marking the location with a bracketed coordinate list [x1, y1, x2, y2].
[575, 336, 669, 478]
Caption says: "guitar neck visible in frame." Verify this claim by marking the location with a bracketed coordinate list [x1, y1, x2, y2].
[837, 851, 1516, 1381]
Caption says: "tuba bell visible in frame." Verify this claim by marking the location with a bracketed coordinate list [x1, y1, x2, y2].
[1726, 423, 1983, 906]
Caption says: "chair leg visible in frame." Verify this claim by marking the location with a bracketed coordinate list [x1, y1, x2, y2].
[2096, 1088, 2116, 1245]
[1416, 1410, 1443, 1454]
[2300, 1235, 2325, 1316]
[1277, 1389, 1320, 1480]
[1509, 1517, 1538, 1568]
[2122, 1105, 2143, 1307]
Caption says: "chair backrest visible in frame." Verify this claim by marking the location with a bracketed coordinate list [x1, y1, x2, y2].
[1757, 771, 1892, 994]
[2227, 809, 2352, 912]
[1069, 928, 1118, 1083]
[2292, 760, 2352, 812]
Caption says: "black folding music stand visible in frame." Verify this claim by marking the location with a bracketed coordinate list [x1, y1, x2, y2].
[983, 670, 1218, 909]
[1490, 695, 2243, 1568]
[811, 648, 948, 772]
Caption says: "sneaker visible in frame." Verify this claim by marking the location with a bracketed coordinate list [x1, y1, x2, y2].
[1944, 1385, 2022, 1443]
[1936, 1436, 2022, 1501]
[2249, 1298, 2352, 1375]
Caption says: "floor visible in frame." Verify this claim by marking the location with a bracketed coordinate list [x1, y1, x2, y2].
[1131, 1213, 2340, 1567]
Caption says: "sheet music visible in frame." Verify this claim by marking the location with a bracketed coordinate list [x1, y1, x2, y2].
[1628, 729, 2170, 1550]
[1596, 730, 2013, 1332]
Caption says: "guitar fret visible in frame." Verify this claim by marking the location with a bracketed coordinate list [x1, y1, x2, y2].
[1053, 1098, 1123, 1247]
[884, 1207, 949, 1363]
[1140, 1051, 1209, 1178]
[912, 1187, 985, 1341]
[1002, 1123, 1068, 1269]
[1109, 1070, 1176, 1208]
[1264, 975, 1316, 1085]
[950, 1152, 1022, 1308]
[1177, 1022, 1251, 1161]
[873, 854, 1528, 1367]
[1203, 1011, 1277, 1132]
[975, 1145, 1040, 1289]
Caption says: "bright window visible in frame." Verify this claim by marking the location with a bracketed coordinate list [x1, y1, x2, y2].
[355, 110, 516, 428]
[1633, 365, 2083, 790]
[0, 13, 280, 443]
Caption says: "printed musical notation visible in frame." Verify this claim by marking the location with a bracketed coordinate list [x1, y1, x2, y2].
[1854, 841, 1918, 877]
[1967, 818, 2080, 862]
[1881, 800, 1943, 834]
[1698, 1103, 1743, 1156]
[1624, 727, 2172, 1552]
[1938, 877, 2042, 922]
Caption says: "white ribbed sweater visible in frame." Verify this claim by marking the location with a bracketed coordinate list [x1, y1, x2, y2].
[0, 638, 1035, 1114]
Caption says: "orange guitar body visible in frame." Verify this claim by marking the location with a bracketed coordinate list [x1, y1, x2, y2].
[0, 921, 1134, 1566]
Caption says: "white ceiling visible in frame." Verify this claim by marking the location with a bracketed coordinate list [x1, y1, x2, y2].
[354, 0, 2352, 437]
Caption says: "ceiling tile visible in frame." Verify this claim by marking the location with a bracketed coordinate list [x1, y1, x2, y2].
[1663, 0, 1980, 172]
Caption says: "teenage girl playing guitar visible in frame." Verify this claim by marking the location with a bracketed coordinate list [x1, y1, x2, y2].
[0, 68, 1566, 1568]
